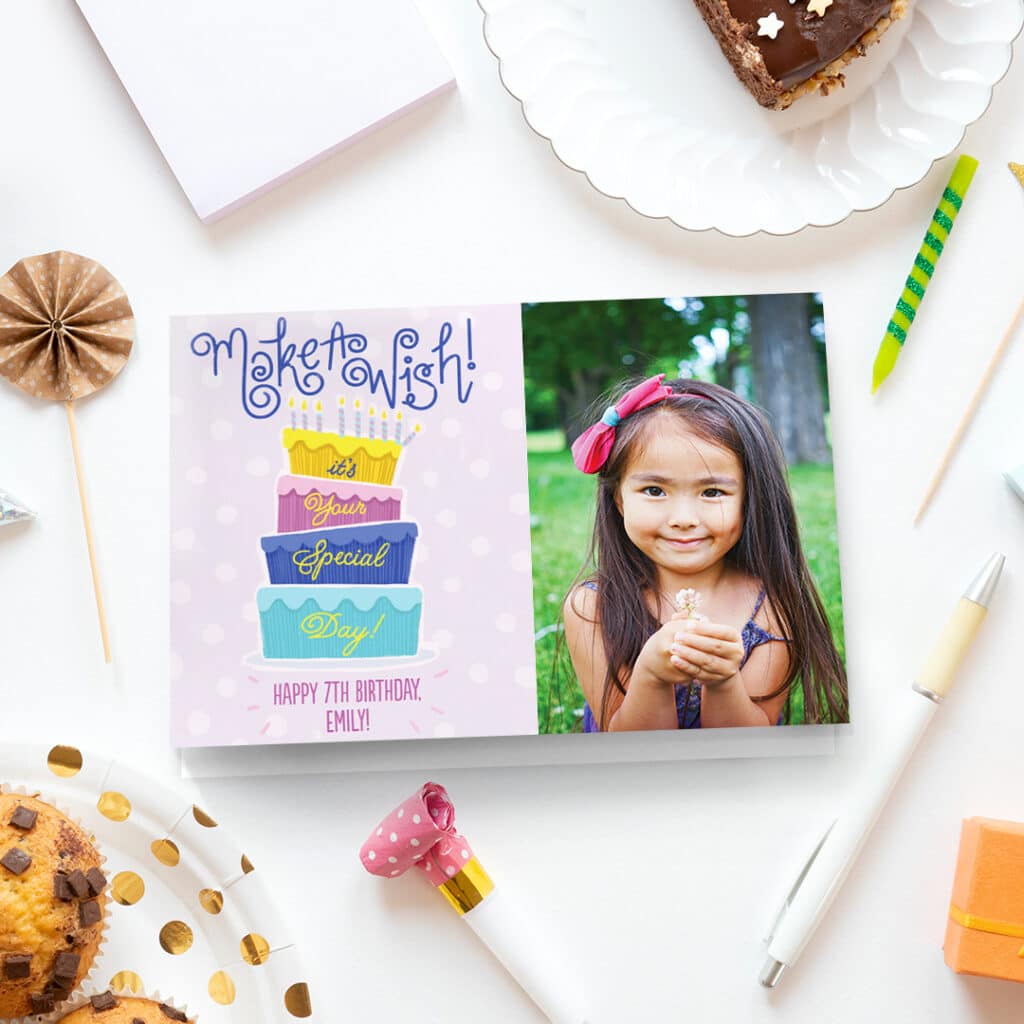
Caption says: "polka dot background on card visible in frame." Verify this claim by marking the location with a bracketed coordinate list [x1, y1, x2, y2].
[0, 743, 314, 1019]
[169, 304, 539, 748]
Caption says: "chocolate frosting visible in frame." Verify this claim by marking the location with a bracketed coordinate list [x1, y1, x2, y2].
[725, 0, 893, 88]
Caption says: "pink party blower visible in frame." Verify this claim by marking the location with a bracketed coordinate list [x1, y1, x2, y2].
[360, 782, 589, 1024]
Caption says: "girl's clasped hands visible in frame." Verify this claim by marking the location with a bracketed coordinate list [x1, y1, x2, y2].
[635, 600, 745, 690]
[667, 614, 744, 687]
[668, 588, 743, 686]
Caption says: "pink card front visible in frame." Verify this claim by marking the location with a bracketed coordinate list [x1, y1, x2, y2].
[170, 305, 538, 748]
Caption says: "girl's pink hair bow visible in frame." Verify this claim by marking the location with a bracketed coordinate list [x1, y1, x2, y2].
[570, 374, 673, 474]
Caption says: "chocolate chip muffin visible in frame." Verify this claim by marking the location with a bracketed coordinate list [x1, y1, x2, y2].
[0, 793, 108, 1017]
[56, 993, 193, 1022]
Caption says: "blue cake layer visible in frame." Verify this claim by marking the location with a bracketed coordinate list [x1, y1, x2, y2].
[261, 521, 418, 585]
[258, 585, 423, 660]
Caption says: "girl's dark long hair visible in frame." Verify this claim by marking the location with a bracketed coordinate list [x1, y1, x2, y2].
[564, 378, 847, 729]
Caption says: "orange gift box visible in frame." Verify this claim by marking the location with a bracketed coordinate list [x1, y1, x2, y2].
[944, 817, 1024, 983]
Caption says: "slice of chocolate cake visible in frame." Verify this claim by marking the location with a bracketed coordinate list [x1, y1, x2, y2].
[692, 0, 909, 109]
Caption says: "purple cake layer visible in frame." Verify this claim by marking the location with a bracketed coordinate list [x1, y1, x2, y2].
[261, 521, 418, 586]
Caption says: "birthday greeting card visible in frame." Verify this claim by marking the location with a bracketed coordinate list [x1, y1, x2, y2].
[170, 305, 538, 747]
[171, 295, 849, 749]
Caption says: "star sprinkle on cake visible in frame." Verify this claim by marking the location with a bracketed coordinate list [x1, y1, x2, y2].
[757, 11, 785, 38]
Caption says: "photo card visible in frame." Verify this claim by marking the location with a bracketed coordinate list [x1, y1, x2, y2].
[170, 293, 848, 749]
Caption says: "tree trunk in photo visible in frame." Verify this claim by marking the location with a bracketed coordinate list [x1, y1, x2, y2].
[747, 293, 830, 465]
[560, 365, 612, 444]
[721, 338, 740, 392]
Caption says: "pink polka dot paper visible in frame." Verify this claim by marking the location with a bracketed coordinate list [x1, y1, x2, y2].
[360, 782, 473, 884]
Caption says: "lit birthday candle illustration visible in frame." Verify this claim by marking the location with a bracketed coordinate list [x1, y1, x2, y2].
[315, 399, 322, 432]
[301, 399, 308, 430]
[382, 409, 388, 442]
[289, 396, 296, 429]
[395, 411, 403, 444]
[369, 406, 376, 440]
[402, 423, 421, 448]
[338, 396, 345, 435]
[360, 782, 589, 1024]
[355, 399, 362, 436]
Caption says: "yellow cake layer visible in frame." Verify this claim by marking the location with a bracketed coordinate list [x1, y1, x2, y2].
[282, 430, 401, 485]
[283, 429, 401, 460]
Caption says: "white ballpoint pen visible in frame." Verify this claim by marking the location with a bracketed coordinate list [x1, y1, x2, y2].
[759, 551, 1006, 988]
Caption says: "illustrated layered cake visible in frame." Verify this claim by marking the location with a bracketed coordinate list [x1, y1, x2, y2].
[692, 0, 908, 109]
[257, 414, 423, 660]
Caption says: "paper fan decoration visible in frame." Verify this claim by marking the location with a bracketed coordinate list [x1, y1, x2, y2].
[0, 250, 133, 400]
[0, 250, 135, 661]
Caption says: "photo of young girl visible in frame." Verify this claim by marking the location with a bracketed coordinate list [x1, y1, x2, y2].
[523, 294, 848, 733]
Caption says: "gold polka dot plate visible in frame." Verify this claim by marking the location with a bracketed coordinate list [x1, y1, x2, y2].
[1, 743, 314, 1020]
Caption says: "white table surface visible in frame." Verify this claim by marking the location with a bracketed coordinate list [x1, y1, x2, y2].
[2, 2, 1024, 1021]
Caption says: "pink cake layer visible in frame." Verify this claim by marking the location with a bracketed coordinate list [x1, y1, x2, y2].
[276, 474, 403, 533]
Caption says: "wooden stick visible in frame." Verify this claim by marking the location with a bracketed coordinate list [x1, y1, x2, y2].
[914, 294, 1024, 525]
[65, 400, 112, 662]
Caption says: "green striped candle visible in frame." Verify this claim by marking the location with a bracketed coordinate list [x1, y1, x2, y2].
[871, 155, 979, 394]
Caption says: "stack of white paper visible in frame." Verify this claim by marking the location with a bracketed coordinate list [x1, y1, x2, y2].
[76, 0, 455, 222]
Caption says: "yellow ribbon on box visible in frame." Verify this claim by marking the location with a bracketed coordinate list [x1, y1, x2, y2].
[949, 903, 1024, 956]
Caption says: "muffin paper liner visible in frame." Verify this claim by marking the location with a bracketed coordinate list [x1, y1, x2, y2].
[49, 988, 194, 1023]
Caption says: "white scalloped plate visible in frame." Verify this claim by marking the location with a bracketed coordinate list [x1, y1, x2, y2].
[0, 743, 314, 1021]
[478, 0, 1023, 235]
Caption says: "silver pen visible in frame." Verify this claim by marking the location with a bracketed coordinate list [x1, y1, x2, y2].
[760, 552, 1006, 988]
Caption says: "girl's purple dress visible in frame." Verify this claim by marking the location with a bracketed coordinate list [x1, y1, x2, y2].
[580, 588, 787, 731]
